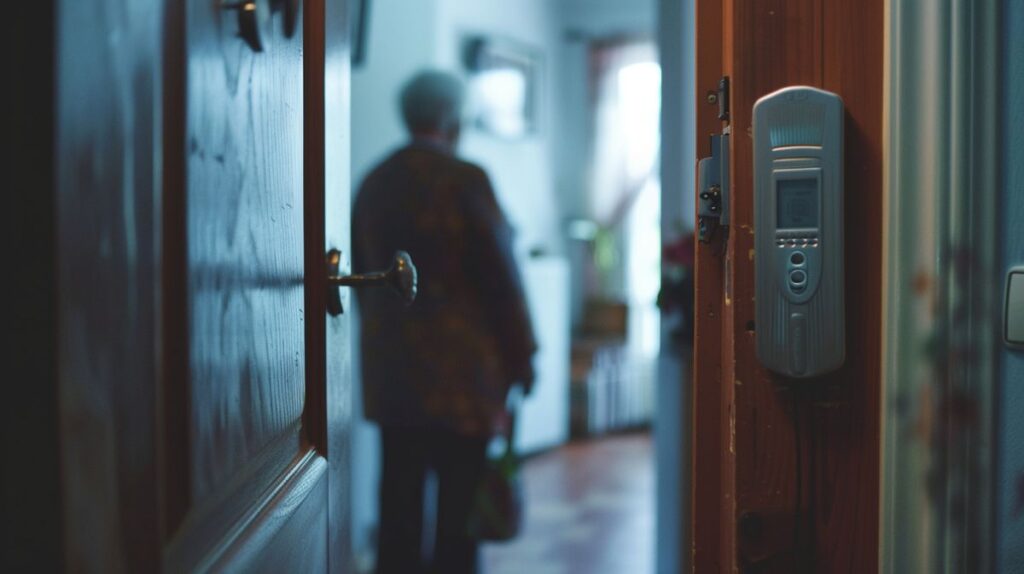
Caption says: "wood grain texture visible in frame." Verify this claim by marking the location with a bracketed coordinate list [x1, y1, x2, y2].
[203, 451, 329, 573]
[165, 2, 335, 571]
[54, 0, 163, 570]
[40, 0, 348, 570]
[165, 426, 304, 570]
[185, 0, 308, 503]
[722, 0, 883, 571]
[816, 1, 883, 570]
[691, 0, 726, 571]
[726, 0, 822, 569]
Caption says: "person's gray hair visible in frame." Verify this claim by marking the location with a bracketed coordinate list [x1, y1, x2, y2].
[399, 70, 465, 134]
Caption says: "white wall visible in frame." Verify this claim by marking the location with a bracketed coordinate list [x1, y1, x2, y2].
[559, 0, 656, 33]
[433, 0, 564, 258]
[351, 0, 440, 188]
[518, 259, 571, 453]
[352, 0, 566, 259]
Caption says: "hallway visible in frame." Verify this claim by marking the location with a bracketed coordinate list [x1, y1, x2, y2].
[484, 433, 653, 574]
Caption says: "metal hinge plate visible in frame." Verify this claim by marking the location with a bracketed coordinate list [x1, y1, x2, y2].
[718, 76, 730, 121]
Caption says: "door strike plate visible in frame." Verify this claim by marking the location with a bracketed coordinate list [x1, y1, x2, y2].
[697, 133, 730, 243]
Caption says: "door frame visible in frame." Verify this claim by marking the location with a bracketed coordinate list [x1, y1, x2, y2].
[303, 0, 355, 571]
[880, 0, 1000, 571]
[691, 0, 886, 571]
[690, 0, 727, 570]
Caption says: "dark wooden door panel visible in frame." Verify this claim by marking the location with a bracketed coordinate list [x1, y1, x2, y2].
[47, 0, 351, 570]
[692, 0, 883, 571]
[165, 0, 338, 571]
[165, 428, 306, 570]
[202, 453, 329, 573]
[691, 0, 725, 570]
[185, 0, 307, 503]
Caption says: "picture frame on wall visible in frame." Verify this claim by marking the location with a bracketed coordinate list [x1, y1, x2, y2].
[462, 35, 541, 139]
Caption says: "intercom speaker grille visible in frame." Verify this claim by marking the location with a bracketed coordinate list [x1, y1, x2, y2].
[767, 103, 826, 148]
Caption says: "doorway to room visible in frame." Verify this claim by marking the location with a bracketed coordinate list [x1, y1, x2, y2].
[483, 39, 663, 574]
[347, 1, 672, 573]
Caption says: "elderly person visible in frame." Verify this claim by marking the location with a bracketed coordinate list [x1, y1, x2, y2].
[353, 70, 537, 574]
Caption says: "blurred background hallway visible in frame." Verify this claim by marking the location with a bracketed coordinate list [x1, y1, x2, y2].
[348, 0, 690, 571]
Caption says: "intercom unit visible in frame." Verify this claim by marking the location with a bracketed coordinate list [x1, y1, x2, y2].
[753, 86, 845, 378]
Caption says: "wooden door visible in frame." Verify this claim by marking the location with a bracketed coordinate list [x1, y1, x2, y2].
[163, 0, 352, 571]
[691, 0, 884, 572]
[32, 0, 352, 570]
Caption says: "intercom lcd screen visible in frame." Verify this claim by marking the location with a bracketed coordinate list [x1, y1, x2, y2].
[777, 178, 819, 229]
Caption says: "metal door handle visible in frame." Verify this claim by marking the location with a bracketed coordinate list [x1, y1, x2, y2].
[222, 1, 265, 52]
[222, 0, 300, 53]
[326, 249, 418, 316]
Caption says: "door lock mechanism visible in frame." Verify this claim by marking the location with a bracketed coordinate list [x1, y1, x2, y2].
[697, 132, 730, 242]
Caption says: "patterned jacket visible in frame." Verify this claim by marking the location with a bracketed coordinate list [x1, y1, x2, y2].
[353, 141, 537, 437]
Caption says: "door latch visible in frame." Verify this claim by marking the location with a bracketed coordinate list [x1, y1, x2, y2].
[697, 132, 730, 242]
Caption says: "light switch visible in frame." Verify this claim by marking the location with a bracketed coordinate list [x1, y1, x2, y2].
[1007, 268, 1024, 347]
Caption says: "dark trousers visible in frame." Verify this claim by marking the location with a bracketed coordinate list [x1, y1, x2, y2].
[377, 426, 489, 574]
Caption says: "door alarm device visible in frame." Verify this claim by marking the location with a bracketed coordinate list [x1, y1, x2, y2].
[753, 86, 845, 378]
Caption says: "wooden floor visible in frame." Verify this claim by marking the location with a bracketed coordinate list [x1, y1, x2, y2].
[482, 432, 653, 574]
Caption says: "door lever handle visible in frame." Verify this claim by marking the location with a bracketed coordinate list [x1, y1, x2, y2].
[221, 1, 265, 52]
[325, 249, 418, 316]
[221, 0, 300, 53]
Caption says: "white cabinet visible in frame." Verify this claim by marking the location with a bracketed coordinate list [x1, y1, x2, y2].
[515, 257, 571, 454]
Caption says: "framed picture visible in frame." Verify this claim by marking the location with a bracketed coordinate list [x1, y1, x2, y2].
[462, 36, 541, 139]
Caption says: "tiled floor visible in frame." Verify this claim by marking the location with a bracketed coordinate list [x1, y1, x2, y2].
[482, 432, 653, 574]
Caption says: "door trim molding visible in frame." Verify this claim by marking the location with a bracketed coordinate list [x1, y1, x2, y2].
[881, 0, 1000, 570]
[200, 450, 328, 573]
[164, 427, 306, 572]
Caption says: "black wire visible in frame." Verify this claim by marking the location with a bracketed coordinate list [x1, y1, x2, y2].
[792, 389, 802, 571]
[807, 407, 818, 573]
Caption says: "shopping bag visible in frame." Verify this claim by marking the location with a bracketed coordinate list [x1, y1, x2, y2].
[468, 411, 523, 541]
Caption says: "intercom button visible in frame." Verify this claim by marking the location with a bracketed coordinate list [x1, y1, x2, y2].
[790, 269, 807, 287]
[790, 252, 806, 265]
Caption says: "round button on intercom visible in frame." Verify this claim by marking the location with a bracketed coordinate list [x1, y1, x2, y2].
[790, 252, 806, 265]
[790, 269, 807, 286]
